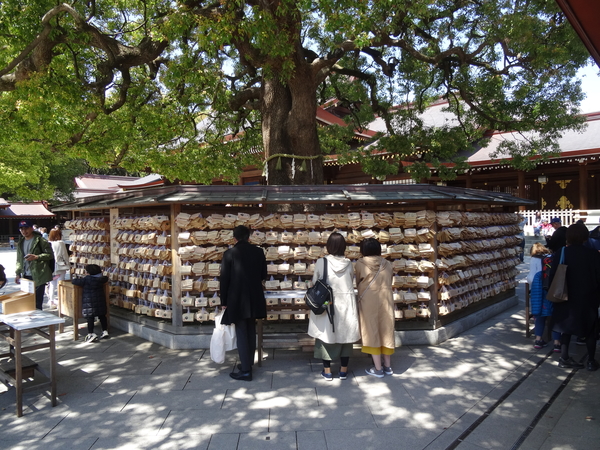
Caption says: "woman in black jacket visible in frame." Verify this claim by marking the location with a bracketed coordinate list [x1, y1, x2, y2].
[551, 224, 600, 371]
[72, 264, 109, 343]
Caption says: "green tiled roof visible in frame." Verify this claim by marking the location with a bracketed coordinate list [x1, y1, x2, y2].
[52, 184, 535, 211]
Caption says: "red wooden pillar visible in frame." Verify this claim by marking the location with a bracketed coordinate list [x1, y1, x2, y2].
[465, 173, 473, 189]
[579, 162, 588, 210]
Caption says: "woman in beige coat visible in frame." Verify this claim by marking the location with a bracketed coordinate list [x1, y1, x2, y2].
[355, 238, 395, 377]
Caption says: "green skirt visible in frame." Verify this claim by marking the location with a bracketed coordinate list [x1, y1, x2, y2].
[314, 339, 353, 361]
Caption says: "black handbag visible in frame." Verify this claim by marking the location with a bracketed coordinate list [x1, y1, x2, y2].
[305, 257, 335, 331]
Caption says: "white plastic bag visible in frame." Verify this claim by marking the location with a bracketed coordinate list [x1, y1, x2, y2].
[210, 309, 237, 364]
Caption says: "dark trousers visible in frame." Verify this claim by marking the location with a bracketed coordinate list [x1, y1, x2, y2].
[24, 276, 46, 310]
[235, 318, 256, 372]
[87, 315, 108, 334]
[533, 316, 560, 341]
[561, 331, 597, 361]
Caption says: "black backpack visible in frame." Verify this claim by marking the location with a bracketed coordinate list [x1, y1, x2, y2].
[304, 257, 335, 331]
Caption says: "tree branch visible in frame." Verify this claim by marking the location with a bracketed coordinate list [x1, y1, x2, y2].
[0, 3, 168, 94]
[229, 86, 261, 110]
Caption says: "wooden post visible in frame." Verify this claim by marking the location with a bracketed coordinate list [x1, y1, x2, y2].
[109, 208, 120, 265]
[49, 325, 57, 406]
[427, 202, 439, 328]
[465, 173, 473, 189]
[525, 283, 531, 338]
[15, 330, 22, 417]
[518, 171, 526, 212]
[170, 204, 183, 327]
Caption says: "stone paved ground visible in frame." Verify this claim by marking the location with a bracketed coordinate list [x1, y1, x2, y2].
[0, 248, 598, 450]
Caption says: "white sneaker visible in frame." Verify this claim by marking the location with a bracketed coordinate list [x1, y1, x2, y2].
[99, 330, 109, 340]
[365, 366, 384, 378]
[84, 333, 98, 343]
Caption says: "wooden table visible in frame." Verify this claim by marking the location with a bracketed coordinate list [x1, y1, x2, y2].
[0, 310, 65, 417]
[58, 280, 110, 340]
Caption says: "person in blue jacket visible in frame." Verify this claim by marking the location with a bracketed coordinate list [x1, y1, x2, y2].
[527, 243, 561, 351]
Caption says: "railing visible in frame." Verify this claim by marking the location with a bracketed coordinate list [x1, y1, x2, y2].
[520, 210, 576, 227]
[1, 236, 18, 247]
[520, 209, 600, 235]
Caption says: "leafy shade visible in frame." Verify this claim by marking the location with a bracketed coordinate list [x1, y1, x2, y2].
[0, 0, 591, 199]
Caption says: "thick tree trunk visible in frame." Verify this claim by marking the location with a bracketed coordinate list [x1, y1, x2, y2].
[261, 66, 323, 188]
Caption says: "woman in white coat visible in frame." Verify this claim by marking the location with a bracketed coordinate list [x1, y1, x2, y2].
[47, 228, 70, 307]
[308, 232, 360, 380]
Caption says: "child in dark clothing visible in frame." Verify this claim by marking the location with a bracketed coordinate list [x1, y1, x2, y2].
[72, 264, 109, 343]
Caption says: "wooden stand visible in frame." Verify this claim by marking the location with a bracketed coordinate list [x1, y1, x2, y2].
[57, 281, 110, 340]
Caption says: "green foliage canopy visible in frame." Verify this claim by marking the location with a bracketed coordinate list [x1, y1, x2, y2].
[0, 0, 591, 199]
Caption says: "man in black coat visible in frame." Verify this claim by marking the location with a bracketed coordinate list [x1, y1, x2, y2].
[220, 225, 267, 381]
[545, 217, 567, 252]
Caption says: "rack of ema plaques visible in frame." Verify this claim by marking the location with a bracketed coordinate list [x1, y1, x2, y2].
[64, 215, 174, 320]
[66, 217, 112, 276]
[172, 210, 521, 325]
[64, 211, 521, 332]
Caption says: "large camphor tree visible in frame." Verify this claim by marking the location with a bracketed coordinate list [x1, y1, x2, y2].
[0, 0, 590, 199]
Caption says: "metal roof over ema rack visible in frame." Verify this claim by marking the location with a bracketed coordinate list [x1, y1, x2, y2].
[52, 184, 535, 212]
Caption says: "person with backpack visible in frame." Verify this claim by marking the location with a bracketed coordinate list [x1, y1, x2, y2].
[14, 220, 54, 310]
[355, 238, 395, 377]
[527, 243, 561, 352]
[308, 232, 359, 381]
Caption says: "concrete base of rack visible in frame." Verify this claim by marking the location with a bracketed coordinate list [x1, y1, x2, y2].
[109, 311, 214, 350]
[394, 294, 519, 346]
[109, 293, 518, 349]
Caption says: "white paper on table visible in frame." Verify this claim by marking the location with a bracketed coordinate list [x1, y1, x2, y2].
[20, 279, 35, 294]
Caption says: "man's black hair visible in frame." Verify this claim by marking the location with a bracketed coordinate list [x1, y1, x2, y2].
[233, 225, 251, 242]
